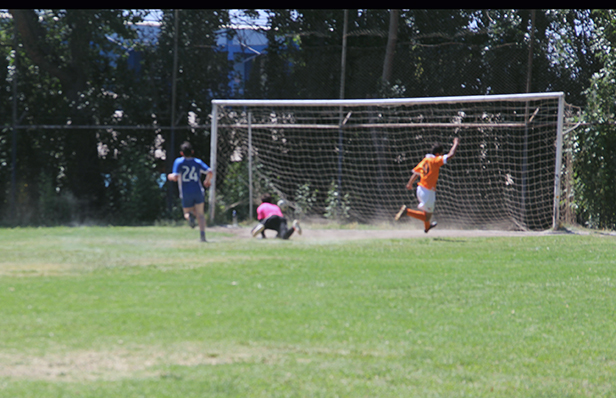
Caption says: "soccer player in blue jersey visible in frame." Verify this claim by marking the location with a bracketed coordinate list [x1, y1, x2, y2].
[167, 141, 213, 242]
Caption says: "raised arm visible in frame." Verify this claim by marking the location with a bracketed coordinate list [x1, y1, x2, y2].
[447, 137, 460, 159]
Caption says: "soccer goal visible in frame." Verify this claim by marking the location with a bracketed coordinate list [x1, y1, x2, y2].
[209, 92, 568, 231]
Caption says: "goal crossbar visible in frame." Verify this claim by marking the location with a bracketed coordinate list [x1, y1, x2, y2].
[216, 122, 534, 129]
[211, 92, 563, 108]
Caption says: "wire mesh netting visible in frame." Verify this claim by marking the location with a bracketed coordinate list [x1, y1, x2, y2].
[213, 94, 573, 230]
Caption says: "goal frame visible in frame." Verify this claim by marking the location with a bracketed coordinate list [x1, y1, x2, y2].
[208, 92, 566, 230]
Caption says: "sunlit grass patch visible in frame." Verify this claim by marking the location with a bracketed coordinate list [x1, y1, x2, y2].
[0, 226, 614, 397]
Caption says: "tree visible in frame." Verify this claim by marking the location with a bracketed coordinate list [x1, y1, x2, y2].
[381, 9, 399, 85]
[573, 9, 616, 229]
[139, 10, 232, 162]
[1, 9, 611, 228]
[8, 9, 146, 221]
[4, 9, 234, 224]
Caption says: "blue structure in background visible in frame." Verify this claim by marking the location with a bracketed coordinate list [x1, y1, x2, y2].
[217, 25, 268, 96]
[118, 21, 268, 97]
[126, 22, 159, 74]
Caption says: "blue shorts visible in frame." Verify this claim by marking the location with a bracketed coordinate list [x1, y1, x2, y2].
[181, 191, 205, 208]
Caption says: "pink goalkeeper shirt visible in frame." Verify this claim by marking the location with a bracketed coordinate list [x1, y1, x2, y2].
[257, 202, 283, 221]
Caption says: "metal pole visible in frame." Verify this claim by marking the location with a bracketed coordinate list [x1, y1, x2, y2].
[339, 9, 348, 101]
[337, 10, 348, 193]
[208, 104, 218, 223]
[167, 9, 179, 213]
[552, 93, 565, 230]
[525, 10, 535, 94]
[521, 10, 535, 228]
[171, 9, 179, 146]
[10, 29, 18, 220]
[248, 112, 253, 221]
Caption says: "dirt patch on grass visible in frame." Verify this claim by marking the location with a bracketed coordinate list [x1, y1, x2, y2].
[0, 350, 152, 381]
[210, 225, 557, 242]
[0, 346, 258, 381]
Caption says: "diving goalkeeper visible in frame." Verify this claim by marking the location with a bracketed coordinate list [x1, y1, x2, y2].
[251, 193, 301, 239]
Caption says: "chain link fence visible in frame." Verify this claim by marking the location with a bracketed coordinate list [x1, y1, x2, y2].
[0, 10, 599, 227]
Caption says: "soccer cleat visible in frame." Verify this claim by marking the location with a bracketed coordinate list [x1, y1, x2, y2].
[293, 220, 302, 235]
[251, 223, 265, 237]
[424, 221, 438, 233]
[188, 213, 196, 228]
[394, 205, 407, 221]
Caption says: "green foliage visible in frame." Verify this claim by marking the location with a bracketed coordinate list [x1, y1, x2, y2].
[215, 160, 251, 223]
[104, 142, 165, 224]
[294, 182, 318, 219]
[38, 171, 76, 225]
[377, 79, 407, 98]
[574, 10, 616, 229]
[324, 180, 351, 221]
[0, 9, 234, 225]
[0, 9, 614, 229]
[150, 9, 232, 122]
[247, 9, 600, 102]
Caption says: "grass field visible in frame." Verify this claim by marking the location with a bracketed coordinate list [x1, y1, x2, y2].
[1, 225, 615, 397]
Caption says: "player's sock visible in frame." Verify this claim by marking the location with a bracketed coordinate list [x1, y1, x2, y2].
[424, 221, 438, 233]
[200, 230, 206, 242]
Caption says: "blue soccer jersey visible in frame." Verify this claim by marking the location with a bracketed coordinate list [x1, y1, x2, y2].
[172, 157, 211, 198]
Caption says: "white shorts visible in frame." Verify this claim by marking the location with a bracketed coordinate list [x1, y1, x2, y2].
[416, 185, 436, 213]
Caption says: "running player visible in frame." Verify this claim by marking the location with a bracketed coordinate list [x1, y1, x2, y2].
[395, 137, 460, 233]
[167, 141, 213, 242]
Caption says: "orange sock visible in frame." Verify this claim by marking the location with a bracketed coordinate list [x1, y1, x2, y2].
[406, 208, 426, 221]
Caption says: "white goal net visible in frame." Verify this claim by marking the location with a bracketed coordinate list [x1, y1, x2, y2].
[209, 93, 568, 231]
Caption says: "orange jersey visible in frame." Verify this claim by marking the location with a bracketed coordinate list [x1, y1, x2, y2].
[413, 155, 446, 191]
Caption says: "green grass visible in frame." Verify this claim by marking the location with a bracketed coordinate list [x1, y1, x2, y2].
[1, 226, 615, 397]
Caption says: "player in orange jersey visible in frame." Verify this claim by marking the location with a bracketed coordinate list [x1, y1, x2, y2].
[395, 137, 460, 232]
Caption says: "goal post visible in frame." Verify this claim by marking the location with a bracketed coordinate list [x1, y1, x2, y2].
[209, 92, 567, 231]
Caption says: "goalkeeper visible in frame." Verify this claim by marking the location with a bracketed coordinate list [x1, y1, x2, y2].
[167, 141, 213, 242]
[395, 137, 460, 233]
[251, 193, 301, 239]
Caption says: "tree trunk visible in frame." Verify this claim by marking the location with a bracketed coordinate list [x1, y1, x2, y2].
[382, 9, 399, 84]
[10, 9, 104, 214]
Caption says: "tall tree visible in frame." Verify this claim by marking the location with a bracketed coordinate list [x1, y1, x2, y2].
[381, 9, 399, 87]
[573, 9, 616, 229]
[142, 9, 232, 160]
[9, 9, 145, 217]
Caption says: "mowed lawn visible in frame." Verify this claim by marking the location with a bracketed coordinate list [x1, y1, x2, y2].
[0, 226, 615, 397]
